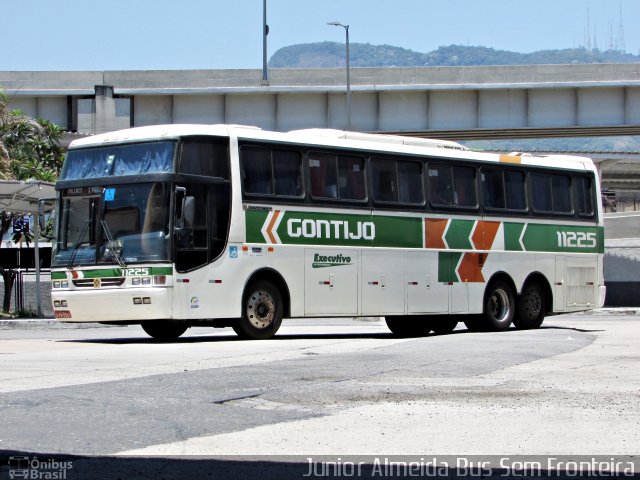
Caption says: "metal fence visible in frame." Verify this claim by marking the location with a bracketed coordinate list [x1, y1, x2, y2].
[602, 191, 640, 213]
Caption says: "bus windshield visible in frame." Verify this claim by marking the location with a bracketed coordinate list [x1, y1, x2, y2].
[60, 141, 175, 180]
[52, 182, 171, 267]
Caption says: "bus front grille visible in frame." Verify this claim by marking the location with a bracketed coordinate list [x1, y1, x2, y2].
[72, 278, 126, 288]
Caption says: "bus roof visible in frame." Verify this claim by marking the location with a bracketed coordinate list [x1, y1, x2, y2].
[68, 124, 596, 172]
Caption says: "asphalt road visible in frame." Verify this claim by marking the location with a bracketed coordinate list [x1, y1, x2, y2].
[0, 313, 638, 478]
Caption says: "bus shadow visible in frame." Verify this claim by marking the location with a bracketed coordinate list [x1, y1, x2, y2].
[59, 331, 397, 345]
[58, 323, 602, 345]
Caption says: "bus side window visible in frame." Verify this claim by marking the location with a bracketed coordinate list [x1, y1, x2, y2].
[181, 138, 230, 178]
[575, 176, 594, 216]
[338, 155, 366, 201]
[372, 159, 397, 202]
[552, 174, 572, 213]
[532, 172, 573, 214]
[531, 173, 552, 212]
[309, 154, 338, 198]
[397, 161, 423, 204]
[428, 164, 453, 206]
[481, 169, 505, 209]
[453, 165, 477, 207]
[242, 147, 273, 195]
[505, 171, 527, 211]
[273, 150, 302, 197]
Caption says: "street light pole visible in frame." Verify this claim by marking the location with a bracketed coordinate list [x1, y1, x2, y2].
[262, 0, 269, 84]
[327, 21, 351, 131]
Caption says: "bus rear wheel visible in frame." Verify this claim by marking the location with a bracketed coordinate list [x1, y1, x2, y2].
[385, 316, 431, 337]
[234, 280, 283, 340]
[514, 282, 546, 329]
[482, 280, 515, 332]
[142, 320, 188, 341]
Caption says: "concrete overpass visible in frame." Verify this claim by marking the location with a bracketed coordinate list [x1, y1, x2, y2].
[4, 64, 640, 139]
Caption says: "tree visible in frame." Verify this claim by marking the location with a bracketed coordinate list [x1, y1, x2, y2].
[0, 90, 64, 313]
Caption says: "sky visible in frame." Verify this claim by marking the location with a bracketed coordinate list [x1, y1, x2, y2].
[3, 0, 640, 71]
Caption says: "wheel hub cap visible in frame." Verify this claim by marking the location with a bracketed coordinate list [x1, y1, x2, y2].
[490, 289, 511, 323]
[246, 290, 275, 329]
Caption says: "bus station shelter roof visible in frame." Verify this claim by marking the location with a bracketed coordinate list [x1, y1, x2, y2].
[0, 181, 55, 214]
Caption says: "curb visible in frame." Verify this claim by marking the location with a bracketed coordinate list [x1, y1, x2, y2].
[574, 308, 640, 316]
[0, 319, 120, 329]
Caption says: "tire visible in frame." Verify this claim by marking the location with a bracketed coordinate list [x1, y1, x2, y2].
[463, 315, 486, 332]
[141, 320, 188, 341]
[514, 282, 546, 329]
[428, 316, 459, 335]
[385, 316, 431, 337]
[235, 280, 283, 340]
[482, 280, 515, 332]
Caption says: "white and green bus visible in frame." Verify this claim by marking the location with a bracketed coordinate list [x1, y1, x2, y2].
[50, 124, 605, 340]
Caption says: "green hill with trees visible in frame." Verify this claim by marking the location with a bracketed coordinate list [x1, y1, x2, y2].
[269, 43, 640, 68]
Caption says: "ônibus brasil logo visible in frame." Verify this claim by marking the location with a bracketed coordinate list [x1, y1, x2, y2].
[312, 253, 353, 268]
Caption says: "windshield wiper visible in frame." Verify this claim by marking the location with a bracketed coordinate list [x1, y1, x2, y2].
[67, 220, 91, 269]
[101, 220, 127, 268]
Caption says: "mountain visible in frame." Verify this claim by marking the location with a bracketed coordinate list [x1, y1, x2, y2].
[268, 43, 640, 68]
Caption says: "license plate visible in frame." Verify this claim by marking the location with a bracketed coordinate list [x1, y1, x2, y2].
[54, 310, 72, 319]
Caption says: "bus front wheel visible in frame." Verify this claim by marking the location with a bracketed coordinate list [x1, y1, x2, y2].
[234, 280, 283, 340]
[142, 320, 188, 341]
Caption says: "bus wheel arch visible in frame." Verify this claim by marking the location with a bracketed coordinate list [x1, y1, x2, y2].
[233, 269, 290, 339]
[514, 273, 551, 329]
[243, 269, 291, 318]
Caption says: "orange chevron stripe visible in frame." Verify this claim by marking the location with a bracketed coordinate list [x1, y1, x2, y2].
[457, 252, 487, 283]
[471, 221, 501, 250]
[266, 210, 281, 244]
[425, 218, 448, 249]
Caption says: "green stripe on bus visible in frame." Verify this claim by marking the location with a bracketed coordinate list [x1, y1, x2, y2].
[444, 220, 474, 250]
[52, 266, 173, 278]
[438, 252, 462, 283]
[246, 208, 604, 254]
[372, 216, 422, 248]
[522, 224, 604, 254]
[504, 222, 525, 251]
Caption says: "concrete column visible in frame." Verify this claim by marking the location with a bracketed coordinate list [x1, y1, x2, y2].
[94, 85, 117, 134]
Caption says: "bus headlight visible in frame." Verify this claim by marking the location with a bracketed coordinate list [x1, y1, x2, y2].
[142, 277, 151, 285]
[53, 281, 60, 288]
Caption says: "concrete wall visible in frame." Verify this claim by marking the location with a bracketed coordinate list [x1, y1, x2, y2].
[0, 274, 53, 317]
[5, 65, 640, 137]
[604, 249, 640, 307]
